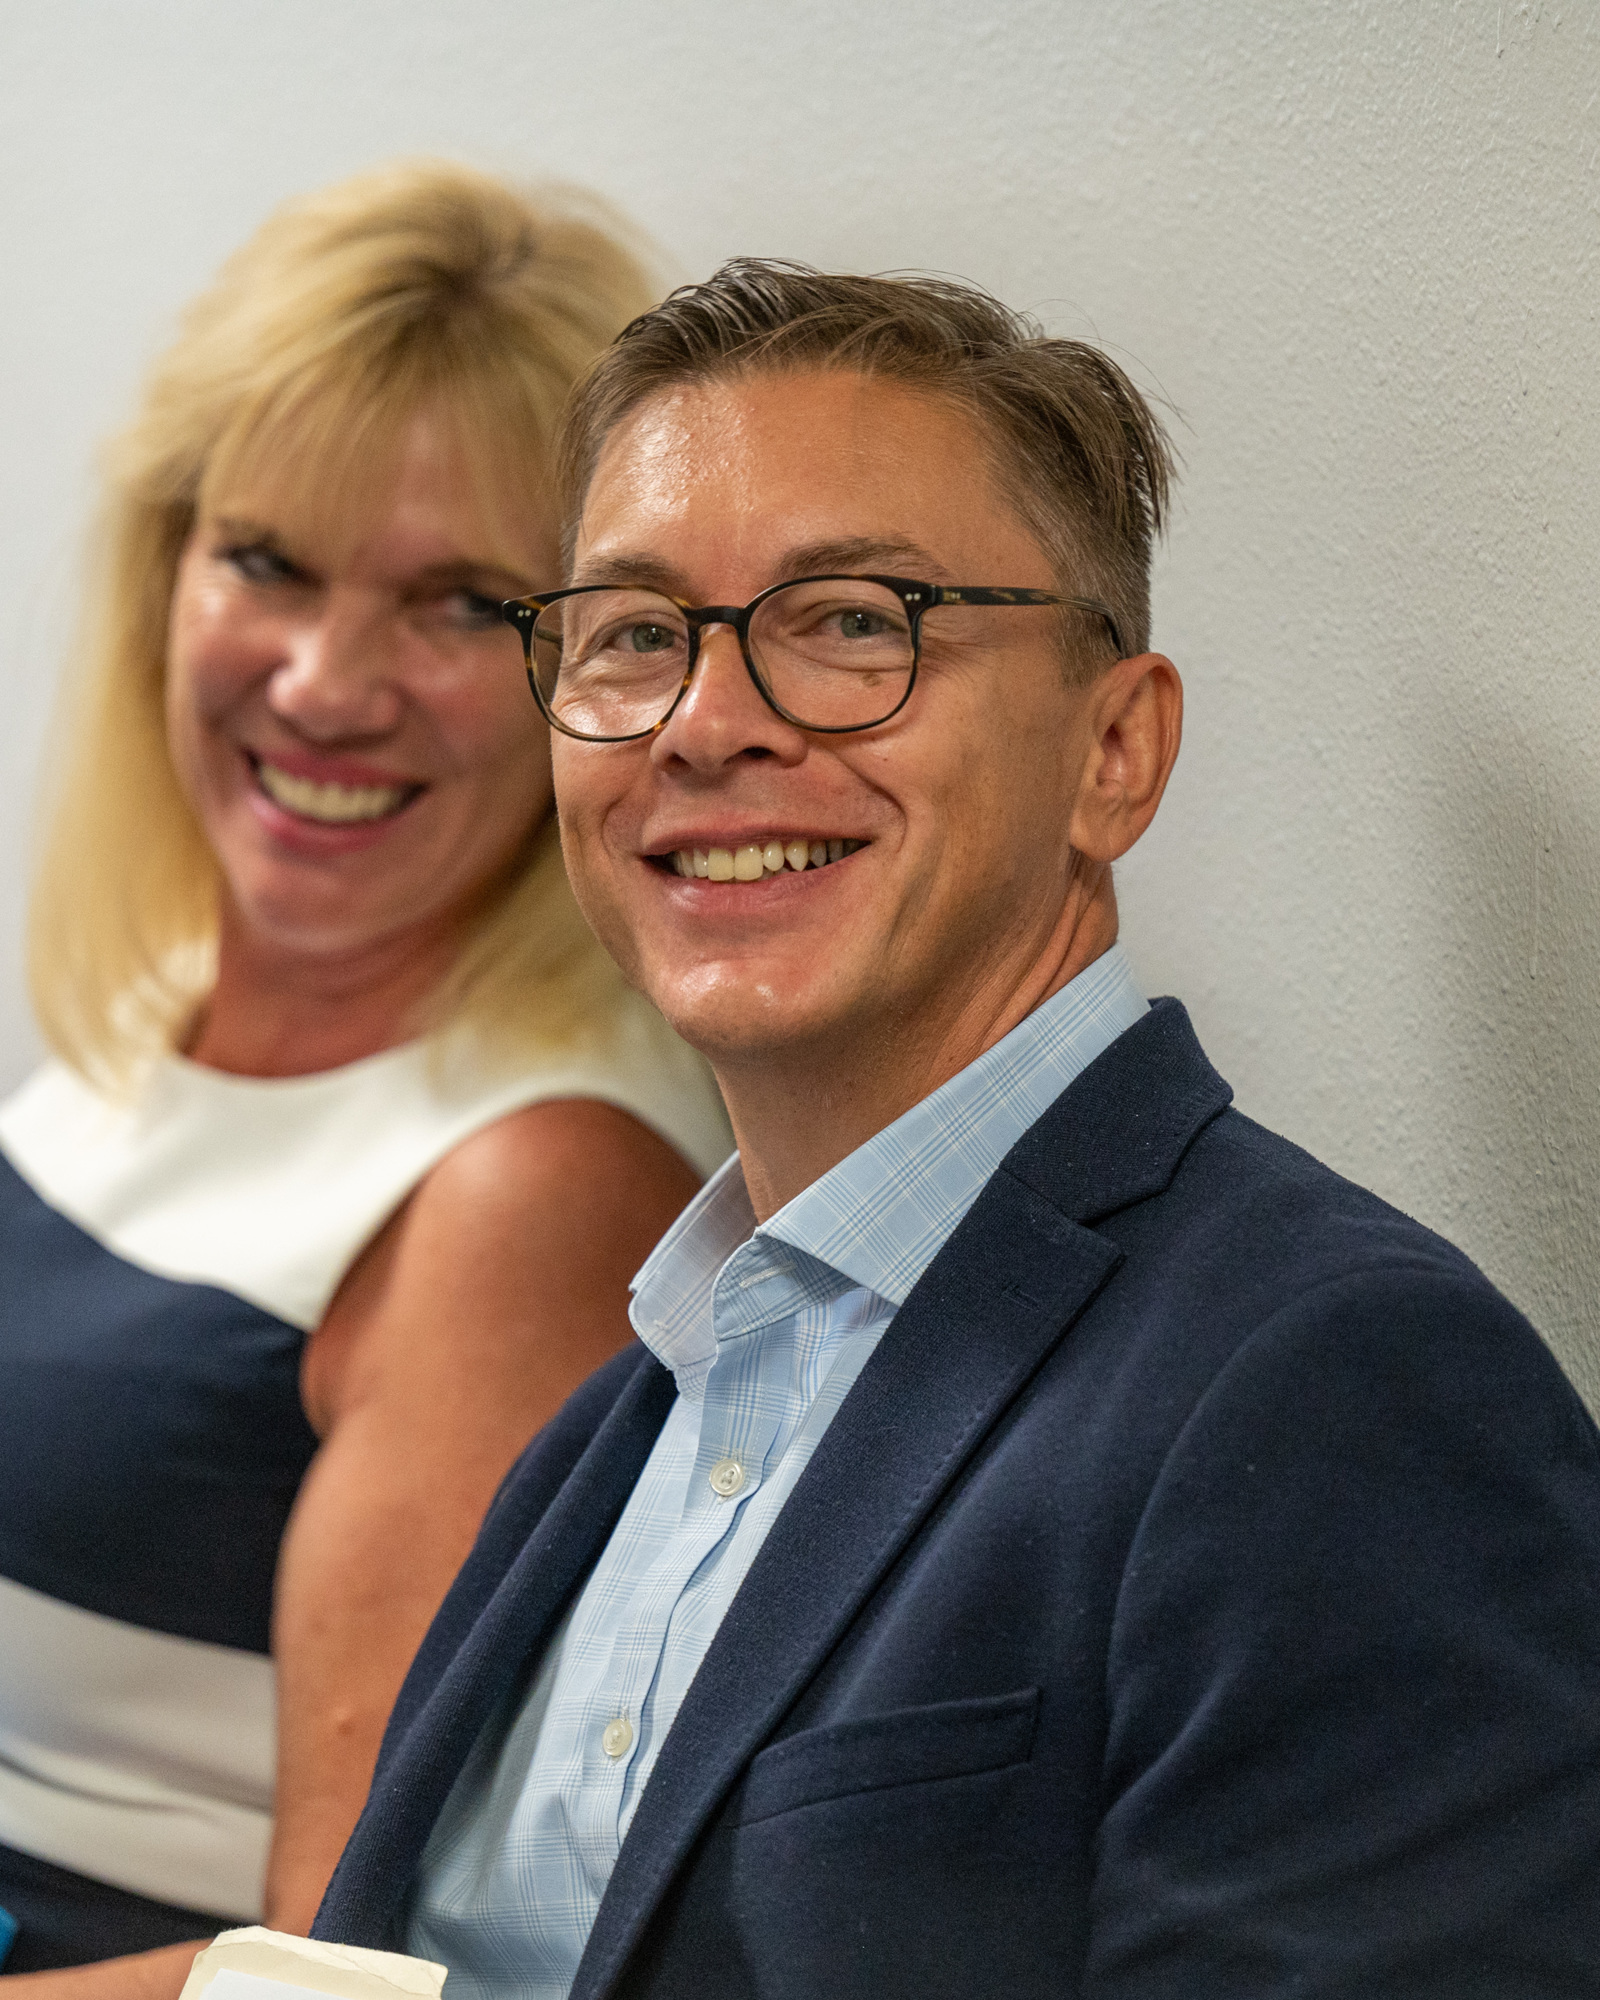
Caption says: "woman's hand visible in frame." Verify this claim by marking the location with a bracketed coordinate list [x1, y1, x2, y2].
[265, 1097, 702, 1930]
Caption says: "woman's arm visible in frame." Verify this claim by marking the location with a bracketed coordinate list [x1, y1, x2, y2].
[266, 1097, 702, 1930]
[2, 1099, 699, 1997]
[1, 1942, 209, 1999]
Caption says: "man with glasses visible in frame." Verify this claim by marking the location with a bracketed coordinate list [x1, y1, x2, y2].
[316, 263, 1600, 1995]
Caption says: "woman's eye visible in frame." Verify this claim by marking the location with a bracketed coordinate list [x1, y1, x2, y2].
[441, 589, 505, 631]
[220, 542, 300, 586]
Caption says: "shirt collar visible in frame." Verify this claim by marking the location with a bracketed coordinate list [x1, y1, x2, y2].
[630, 943, 1146, 1388]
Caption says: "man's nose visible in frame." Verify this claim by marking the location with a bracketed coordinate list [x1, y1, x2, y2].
[650, 622, 803, 770]
[268, 603, 404, 737]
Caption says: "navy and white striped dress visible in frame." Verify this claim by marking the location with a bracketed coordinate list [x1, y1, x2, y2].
[0, 1011, 730, 1971]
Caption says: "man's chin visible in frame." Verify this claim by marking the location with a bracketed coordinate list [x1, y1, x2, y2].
[642, 963, 852, 1071]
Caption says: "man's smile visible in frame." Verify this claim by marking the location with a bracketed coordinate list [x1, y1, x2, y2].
[655, 836, 867, 882]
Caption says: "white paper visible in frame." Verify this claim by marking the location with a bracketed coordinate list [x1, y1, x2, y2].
[179, 1927, 447, 2000]
[206, 1975, 316, 2000]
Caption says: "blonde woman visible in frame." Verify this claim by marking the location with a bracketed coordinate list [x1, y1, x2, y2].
[0, 163, 728, 1989]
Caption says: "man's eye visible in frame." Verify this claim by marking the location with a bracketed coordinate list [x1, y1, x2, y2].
[837, 609, 889, 637]
[626, 623, 678, 654]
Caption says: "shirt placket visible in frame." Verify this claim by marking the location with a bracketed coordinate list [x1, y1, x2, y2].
[567, 1247, 801, 1878]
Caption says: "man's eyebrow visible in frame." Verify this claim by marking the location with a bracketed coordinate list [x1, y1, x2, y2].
[775, 536, 949, 582]
[568, 553, 689, 595]
[571, 538, 952, 599]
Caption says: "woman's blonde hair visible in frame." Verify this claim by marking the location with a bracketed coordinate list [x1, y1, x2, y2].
[30, 158, 658, 1087]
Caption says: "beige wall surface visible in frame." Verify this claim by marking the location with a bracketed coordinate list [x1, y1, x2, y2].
[0, 1, 1595, 1393]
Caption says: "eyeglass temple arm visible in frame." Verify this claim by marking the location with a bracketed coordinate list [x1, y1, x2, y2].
[931, 587, 1126, 659]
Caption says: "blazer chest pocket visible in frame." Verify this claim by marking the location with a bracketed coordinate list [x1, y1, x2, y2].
[733, 1686, 1039, 1827]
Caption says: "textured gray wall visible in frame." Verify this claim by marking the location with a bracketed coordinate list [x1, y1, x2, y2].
[0, 1, 1595, 1393]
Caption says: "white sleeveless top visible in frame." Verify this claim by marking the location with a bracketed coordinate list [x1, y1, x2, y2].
[0, 996, 730, 1922]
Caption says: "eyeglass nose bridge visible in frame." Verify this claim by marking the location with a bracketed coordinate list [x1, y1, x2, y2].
[668, 601, 787, 729]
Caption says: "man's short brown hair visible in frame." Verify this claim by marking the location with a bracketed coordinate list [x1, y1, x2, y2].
[559, 258, 1175, 668]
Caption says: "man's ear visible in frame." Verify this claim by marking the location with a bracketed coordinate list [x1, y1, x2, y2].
[1068, 652, 1183, 863]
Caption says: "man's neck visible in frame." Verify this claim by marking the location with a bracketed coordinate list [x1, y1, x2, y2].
[722, 884, 1121, 1222]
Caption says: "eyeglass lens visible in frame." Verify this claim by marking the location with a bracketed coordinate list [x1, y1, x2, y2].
[530, 579, 917, 738]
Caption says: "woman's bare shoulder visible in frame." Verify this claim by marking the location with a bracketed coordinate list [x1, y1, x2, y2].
[301, 1096, 701, 1435]
[417, 1092, 704, 1218]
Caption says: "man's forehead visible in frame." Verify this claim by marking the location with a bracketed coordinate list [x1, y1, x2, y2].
[575, 369, 1044, 588]
[585, 370, 964, 498]
[623, 366, 951, 439]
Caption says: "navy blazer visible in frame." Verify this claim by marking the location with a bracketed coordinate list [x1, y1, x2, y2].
[316, 1002, 1600, 1996]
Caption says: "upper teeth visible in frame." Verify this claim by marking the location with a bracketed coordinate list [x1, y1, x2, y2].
[257, 762, 410, 824]
[669, 839, 862, 881]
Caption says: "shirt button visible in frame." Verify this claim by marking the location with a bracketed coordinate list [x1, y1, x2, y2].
[708, 1457, 747, 1499]
[601, 1717, 633, 1759]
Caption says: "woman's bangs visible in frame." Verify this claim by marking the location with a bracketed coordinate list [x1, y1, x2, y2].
[197, 364, 554, 579]
[198, 369, 415, 558]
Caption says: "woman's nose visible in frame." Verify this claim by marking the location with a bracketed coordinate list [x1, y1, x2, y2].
[267, 601, 405, 737]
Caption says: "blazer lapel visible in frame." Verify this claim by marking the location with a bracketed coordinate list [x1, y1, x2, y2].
[572, 1174, 1121, 1999]
[1003, 996, 1234, 1222]
[322, 1354, 678, 1947]
[573, 998, 1232, 1998]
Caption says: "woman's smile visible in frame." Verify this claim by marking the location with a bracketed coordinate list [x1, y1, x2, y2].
[250, 752, 422, 827]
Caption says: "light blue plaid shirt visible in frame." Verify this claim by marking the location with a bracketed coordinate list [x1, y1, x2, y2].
[407, 946, 1147, 1998]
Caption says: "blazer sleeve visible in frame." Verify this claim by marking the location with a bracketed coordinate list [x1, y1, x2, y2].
[1087, 1263, 1600, 1999]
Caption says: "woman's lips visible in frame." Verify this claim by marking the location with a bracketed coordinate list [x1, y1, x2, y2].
[249, 753, 423, 826]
